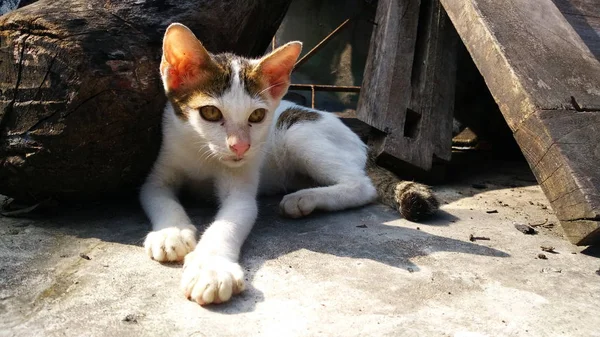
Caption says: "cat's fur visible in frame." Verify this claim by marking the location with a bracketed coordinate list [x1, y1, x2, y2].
[141, 23, 438, 306]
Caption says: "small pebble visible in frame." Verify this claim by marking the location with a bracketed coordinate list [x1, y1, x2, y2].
[515, 224, 537, 235]
[540, 246, 556, 253]
[122, 314, 138, 323]
[538, 253, 547, 260]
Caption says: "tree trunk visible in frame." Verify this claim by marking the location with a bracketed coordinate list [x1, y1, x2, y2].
[0, 0, 291, 202]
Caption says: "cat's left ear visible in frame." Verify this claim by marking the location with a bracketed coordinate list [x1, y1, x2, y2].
[256, 41, 302, 100]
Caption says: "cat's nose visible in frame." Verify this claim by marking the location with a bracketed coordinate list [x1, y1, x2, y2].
[229, 141, 250, 157]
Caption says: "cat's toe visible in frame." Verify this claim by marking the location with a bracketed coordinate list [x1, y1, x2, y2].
[181, 252, 245, 305]
[279, 193, 317, 218]
[144, 226, 197, 262]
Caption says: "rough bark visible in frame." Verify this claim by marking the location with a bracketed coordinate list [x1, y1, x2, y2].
[0, 0, 291, 202]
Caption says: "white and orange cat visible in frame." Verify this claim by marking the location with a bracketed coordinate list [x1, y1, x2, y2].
[141, 23, 438, 305]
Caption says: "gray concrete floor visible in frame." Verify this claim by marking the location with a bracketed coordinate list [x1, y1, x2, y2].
[1, 160, 599, 337]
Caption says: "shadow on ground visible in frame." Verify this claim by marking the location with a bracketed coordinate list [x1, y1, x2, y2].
[1, 190, 509, 315]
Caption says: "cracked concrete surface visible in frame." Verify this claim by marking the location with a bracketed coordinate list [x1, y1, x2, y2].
[1, 161, 600, 337]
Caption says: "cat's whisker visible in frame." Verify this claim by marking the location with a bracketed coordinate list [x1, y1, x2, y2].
[257, 81, 286, 96]
[195, 147, 213, 161]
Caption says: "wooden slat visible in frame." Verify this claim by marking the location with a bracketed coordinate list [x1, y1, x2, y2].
[357, 0, 456, 170]
[356, 0, 420, 136]
[441, 0, 600, 120]
[552, 0, 600, 58]
[440, 0, 600, 245]
[408, 0, 457, 163]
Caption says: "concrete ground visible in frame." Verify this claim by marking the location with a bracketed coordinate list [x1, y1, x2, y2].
[1, 160, 599, 337]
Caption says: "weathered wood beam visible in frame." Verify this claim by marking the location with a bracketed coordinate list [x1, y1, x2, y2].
[440, 0, 600, 245]
[356, 0, 457, 172]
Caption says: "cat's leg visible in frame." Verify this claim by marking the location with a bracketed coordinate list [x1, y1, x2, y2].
[278, 126, 378, 217]
[140, 165, 197, 262]
[280, 166, 377, 218]
[181, 170, 258, 305]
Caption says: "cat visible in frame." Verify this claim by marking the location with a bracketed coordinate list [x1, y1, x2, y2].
[140, 23, 439, 306]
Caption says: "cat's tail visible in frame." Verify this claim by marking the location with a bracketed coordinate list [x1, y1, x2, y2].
[366, 156, 439, 221]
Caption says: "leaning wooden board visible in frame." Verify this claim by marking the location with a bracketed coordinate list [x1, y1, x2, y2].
[439, 0, 600, 245]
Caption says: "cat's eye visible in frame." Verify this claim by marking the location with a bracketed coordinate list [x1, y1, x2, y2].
[248, 108, 266, 123]
[199, 105, 223, 122]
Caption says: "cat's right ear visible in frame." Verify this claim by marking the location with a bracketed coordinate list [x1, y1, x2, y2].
[160, 23, 212, 92]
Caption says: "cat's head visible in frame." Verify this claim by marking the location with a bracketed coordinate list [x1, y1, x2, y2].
[159, 23, 302, 168]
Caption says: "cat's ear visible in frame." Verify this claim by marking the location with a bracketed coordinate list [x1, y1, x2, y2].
[160, 23, 212, 92]
[256, 41, 302, 100]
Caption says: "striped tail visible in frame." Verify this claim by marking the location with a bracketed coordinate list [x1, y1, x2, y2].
[366, 157, 439, 221]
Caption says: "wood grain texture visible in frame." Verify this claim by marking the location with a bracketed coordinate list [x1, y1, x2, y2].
[440, 0, 600, 126]
[357, 0, 457, 171]
[356, 0, 420, 135]
[407, 0, 457, 163]
[441, 0, 600, 245]
[515, 110, 600, 245]
[0, 0, 291, 202]
[552, 0, 600, 58]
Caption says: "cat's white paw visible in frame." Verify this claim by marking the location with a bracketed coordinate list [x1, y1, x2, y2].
[279, 192, 317, 218]
[181, 252, 245, 305]
[144, 226, 197, 262]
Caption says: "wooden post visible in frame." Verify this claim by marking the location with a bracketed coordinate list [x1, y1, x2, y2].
[356, 0, 457, 172]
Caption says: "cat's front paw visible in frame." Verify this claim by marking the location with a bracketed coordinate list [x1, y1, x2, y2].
[144, 226, 197, 262]
[181, 252, 245, 305]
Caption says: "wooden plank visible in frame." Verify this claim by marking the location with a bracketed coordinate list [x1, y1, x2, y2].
[553, 0, 600, 16]
[357, 0, 456, 170]
[356, 0, 420, 137]
[552, 0, 600, 58]
[408, 0, 457, 163]
[440, 0, 600, 245]
[440, 0, 600, 124]
[515, 110, 600, 245]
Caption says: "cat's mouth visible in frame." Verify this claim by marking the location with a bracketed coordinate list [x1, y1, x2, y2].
[224, 155, 244, 161]
[223, 156, 246, 166]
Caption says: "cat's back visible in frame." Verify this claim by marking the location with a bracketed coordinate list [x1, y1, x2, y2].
[269, 100, 367, 157]
[259, 100, 367, 194]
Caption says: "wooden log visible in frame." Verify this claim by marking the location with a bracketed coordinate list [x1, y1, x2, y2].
[356, 0, 457, 172]
[0, 0, 291, 202]
[439, 0, 600, 245]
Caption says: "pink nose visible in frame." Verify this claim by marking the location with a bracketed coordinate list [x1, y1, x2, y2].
[229, 141, 250, 157]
